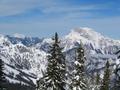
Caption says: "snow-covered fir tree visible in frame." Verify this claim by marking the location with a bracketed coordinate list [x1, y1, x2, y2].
[86, 72, 101, 90]
[112, 50, 120, 90]
[37, 33, 66, 90]
[0, 59, 6, 90]
[100, 61, 110, 90]
[96, 72, 100, 85]
[93, 72, 101, 90]
[113, 63, 120, 90]
[71, 41, 87, 90]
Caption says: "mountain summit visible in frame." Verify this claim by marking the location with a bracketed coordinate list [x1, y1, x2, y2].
[64, 27, 120, 49]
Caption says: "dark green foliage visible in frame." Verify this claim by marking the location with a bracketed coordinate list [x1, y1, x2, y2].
[113, 50, 120, 90]
[93, 72, 101, 90]
[71, 42, 87, 90]
[4, 82, 35, 90]
[0, 59, 6, 90]
[100, 61, 110, 90]
[96, 72, 100, 85]
[113, 64, 120, 90]
[38, 33, 66, 90]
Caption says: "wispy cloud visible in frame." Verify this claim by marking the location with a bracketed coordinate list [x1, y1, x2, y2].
[0, 0, 57, 17]
[0, 0, 117, 18]
[42, 5, 96, 13]
[0, 0, 36, 16]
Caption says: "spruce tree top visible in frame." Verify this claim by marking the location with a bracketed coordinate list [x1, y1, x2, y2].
[106, 60, 110, 69]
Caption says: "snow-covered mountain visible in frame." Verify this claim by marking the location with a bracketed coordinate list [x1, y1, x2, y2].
[1, 27, 120, 86]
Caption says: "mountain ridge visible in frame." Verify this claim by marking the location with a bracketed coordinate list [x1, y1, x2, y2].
[0, 27, 120, 86]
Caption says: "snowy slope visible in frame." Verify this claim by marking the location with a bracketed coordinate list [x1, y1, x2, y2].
[0, 35, 47, 86]
[0, 27, 120, 86]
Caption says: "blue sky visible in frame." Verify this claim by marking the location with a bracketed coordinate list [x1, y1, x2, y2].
[0, 0, 120, 39]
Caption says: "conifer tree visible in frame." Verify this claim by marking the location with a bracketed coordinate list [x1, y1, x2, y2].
[38, 33, 66, 90]
[113, 64, 120, 90]
[100, 61, 110, 90]
[71, 41, 87, 90]
[0, 59, 6, 90]
[113, 50, 120, 90]
[94, 72, 101, 90]
[96, 72, 100, 86]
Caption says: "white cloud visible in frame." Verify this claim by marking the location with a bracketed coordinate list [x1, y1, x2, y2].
[42, 2, 111, 14]
[43, 5, 97, 14]
[0, 0, 109, 17]
[0, 0, 37, 16]
[0, 0, 57, 17]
